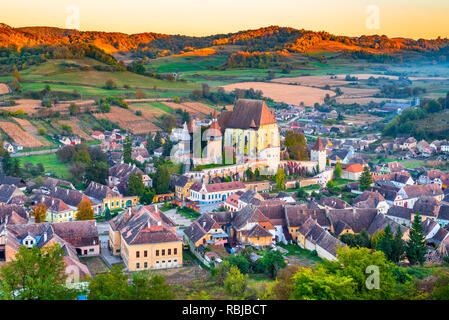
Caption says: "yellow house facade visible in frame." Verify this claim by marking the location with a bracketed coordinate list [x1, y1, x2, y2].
[121, 239, 183, 271]
[108, 205, 183, 271]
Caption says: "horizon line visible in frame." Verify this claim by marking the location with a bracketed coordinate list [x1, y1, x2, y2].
[3, 22, 448, 42]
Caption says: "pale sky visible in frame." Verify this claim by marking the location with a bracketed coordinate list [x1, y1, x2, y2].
[1, 0, 449, 39]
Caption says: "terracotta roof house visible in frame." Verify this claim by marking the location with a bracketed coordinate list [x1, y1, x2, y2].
[365, 213, 408, 237]
[353, 191, 390, 214]
[231, 206, 275, 247]
[52, 220, 99, 256]
[184, 213, 228, 247]
[386, 206, 413, 226]
[327, 208, 378, 236]
[0, 222, 90, 279]
[42, 177, 75, 191]
[44, 186, 91, 209]
[84, 181, 139, 215]
[317, 196, 351, 210]
[341, 163, 365, 181]
[437, 206, 449, 228]
[222, 191, 243, 212]
[32, 194, 75, 223]
[0, 174, 26, 189]
[399, 184, 444, 208]
[108, 205, 182, 271]
[0, 204, 28, 226]
[296, 217, 345, 261]
[108, 163, 149, 195]
[0, 184, 25, 205]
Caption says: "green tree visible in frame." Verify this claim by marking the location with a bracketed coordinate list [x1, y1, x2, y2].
[0, 244, 78, 300]
[188, 290, 211, 300]
[154, 132, 162, 150]
[255, 250, 287, 279]
[432, 270, 449, 300]
[84, 161, 108, 185]
[324, 246, 414, 299]
[224, 266, 248, 296]
[129, 273, 174, 300]
[334, 162, 342, 180]
[376, 224, 394, 262]
[146, 132, 155, 154]
[88, 265, 130, 300]
[68, 103, 80, 115]
[123, 136, 132, 164]
[392, 226, 406, 263]
[73, 149, 91, 165]
[153, 165, 170, 194]
[275, 167, 286, 190]
[10, 158, 21, 177]
[406, 214, 427, 265]
[2, 151, 13, 176]
[140, 187, 155, 205]
[214, 260, 231, 285]
[126, 173, 145, 197]
[225, 254, 251, 274]
[358, 166, 373, 191]
[292, 265, 355, 300]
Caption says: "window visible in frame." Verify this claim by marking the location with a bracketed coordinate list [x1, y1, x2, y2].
[136, 263, 140, 269]
[168, 249, 171, 255]
[174, 248, 177, 255]
[136, 251, 140, 258]
[144, 250, 147, 257]
[89, 248, 94, 252]
[162, 249, 165, 256]
[144, 262, 147, 268]
[156, 250, 159, 256]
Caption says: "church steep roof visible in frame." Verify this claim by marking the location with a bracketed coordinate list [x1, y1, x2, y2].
[219, 99, 276, 130]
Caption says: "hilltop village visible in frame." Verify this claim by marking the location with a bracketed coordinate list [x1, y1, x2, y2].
[0, 95, 447, 289]
[0, 22, 449, 299]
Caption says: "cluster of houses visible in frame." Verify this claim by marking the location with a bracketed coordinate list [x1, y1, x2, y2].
[0, 161, 157, 279]
[2, 97, 449, 285]
[375, 135, 449, 158]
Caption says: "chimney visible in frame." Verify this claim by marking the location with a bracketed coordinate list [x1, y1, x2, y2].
[128, 207, 132, 216]
[147, 221, 151, 229]
[155, 205, 158, 213]
[157, 221, 161, 227]
[44, 232, 47, 242]
[203, 221, 206, 228]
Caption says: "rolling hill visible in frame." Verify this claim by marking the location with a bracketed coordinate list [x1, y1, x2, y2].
[1, 24, 449, 56]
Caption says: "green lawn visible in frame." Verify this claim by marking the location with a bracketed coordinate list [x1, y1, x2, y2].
[17, 153, 71, 180]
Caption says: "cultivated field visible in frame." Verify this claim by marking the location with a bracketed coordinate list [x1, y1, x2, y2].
[12, 117, 51, 146]
[272, 75, 348, 87]
[94, 106, 157, 134]
[58, 118, 93, 141]
[0, 83, 10, 95]
[0, 99, 42, 115]
[220, 82, 335, 105]
[0, 121, 44, 148]
[162, 101, 216, 116]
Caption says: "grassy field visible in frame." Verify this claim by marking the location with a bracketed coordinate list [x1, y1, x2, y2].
[278, 244, 322, 268]
[16, 153, 71, 180]
[1, 58, 200, 98]
[79, 256, 110, 276]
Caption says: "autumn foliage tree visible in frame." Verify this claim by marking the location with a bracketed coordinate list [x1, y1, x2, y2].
[284, 130, 309, 161]
[75, 200, 95, 220]
[31, 203, 47, 223]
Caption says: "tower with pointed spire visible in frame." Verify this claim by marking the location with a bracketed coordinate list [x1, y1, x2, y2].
[205, 110, 222, 164]
[310, 137, 326, 172]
